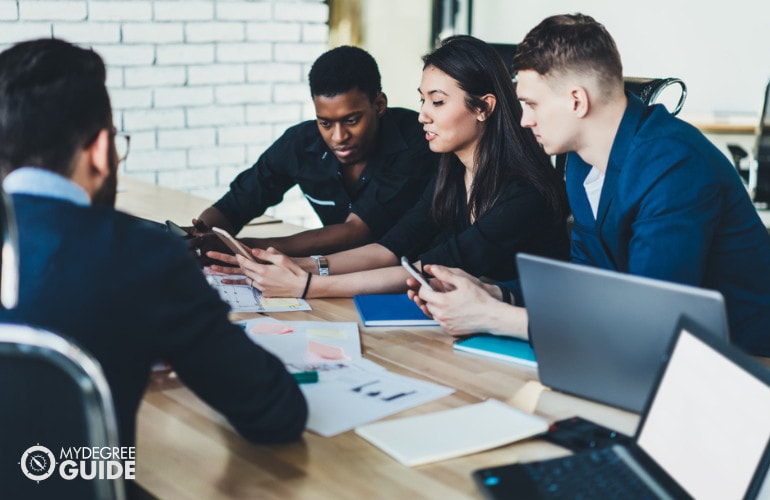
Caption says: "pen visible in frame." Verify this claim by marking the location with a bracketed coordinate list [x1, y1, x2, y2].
[292, 370, 319, 384]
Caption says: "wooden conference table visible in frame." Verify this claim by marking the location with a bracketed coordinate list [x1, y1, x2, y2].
[116, 177, 638, 499]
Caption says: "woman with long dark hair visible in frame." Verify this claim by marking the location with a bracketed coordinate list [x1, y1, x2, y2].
[208, 35, 569, 298]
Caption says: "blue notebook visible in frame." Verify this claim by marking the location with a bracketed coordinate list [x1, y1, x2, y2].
[453, 334, 537, 368]
[353, 293, 439, 327]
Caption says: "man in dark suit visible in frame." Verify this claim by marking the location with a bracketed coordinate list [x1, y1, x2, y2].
[0, 38, 307, 497]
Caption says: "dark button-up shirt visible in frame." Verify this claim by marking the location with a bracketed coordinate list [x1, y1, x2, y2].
[379, 175, 569, 281]
[213, 107, 438, 238]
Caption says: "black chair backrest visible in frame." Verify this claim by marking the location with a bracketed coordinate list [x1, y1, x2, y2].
[0, 325, 125, 500]
[623, 77, 687, 116]
[489, 42, 518, 74]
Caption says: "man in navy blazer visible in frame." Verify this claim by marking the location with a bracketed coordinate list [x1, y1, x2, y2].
[408, 14, 770, 356]
[0, 38, 307, 495]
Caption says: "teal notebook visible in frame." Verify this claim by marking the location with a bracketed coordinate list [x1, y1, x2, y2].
[353, 293, 439, 327]
[453, 334, 537, 368]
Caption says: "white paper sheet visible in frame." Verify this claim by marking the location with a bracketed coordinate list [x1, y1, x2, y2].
[237, 317, 361, 365]
[239, 318, 454, 437]
[298, 360, 455, 437]
[206, 273, 311, 313]
[356, 399, 548, 466]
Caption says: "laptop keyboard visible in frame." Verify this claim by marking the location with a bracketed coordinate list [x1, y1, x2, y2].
[522, 447, 658, 499]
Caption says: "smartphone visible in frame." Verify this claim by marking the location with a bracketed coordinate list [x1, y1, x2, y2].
[400, 256, 434, 290]
[212, 227, 257, 262]
[165, 219, 194, 240]
[538, 416, 633, 452]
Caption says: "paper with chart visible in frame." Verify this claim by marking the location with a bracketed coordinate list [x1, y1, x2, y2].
[205, 272, 311, 313]
[239, 317, 455, 437]
[300, 362, 456, 437]
[237, 317, 361, 364]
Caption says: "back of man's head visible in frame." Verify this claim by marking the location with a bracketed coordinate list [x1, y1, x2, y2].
[513, 13, 623, 94]
[308, 45, 382, 102]
[0, 38, 111, 178]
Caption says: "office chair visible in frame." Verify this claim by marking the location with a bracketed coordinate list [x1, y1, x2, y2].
[0, 325, 126, 500]
[623, 77, 688, 116]
[726, 80, 770, 207]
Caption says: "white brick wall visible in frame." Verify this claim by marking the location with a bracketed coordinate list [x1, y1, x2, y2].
[0, 2, 18, 20]
[159, 128, 217, 149]
[19, 1, 87, 21]
[0, 0, 328, 229]
[122, 23, 183, 43]
[216, 1, 270, 22]
[90, 2, 152, 22]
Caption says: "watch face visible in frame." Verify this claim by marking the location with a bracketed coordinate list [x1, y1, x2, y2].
[311, 256, 329, 276]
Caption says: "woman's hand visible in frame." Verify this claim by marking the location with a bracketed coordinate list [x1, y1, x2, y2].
[407, 264, 503, 336]
[206, 250, 247, 282]
[210, 247, 309, 298]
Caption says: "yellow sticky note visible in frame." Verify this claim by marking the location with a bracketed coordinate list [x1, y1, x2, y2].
[250, 323, 293, 335]
[260, 297, 300, 308]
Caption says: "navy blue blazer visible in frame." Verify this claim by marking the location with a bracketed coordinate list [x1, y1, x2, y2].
[0, 194, 307, 448]
[567, 95, 770, 355]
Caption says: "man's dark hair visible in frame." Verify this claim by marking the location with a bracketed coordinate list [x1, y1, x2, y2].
[512, 13, 623, 91]
[308, 45, 382, 102]
[0, 38, 112, 177]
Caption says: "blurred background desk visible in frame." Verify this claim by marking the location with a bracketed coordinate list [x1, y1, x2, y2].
[117, 176, 304, 239]
[115, 176, 637, 499]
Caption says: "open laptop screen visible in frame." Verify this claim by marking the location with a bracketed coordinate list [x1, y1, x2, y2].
[637, 326, 770, 499]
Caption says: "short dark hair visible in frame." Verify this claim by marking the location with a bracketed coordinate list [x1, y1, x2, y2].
[308, 45, 382, 102]
[0, 38, 111, 177]
[512, 13, 623, 91]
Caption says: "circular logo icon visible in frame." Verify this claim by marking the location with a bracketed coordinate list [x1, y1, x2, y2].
[20, 445, 56, 482]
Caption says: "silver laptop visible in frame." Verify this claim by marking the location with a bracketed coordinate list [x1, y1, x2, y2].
[474, 316, 770, 499]
[516, 253, 729, 413]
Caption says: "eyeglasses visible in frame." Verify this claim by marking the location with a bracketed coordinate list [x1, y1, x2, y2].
[111, 128, 131, 165]
[115, 133, 131, 165]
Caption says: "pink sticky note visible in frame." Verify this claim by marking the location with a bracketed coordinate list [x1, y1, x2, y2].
[250, 323, 294, 335]
[308, 339, 349, 360]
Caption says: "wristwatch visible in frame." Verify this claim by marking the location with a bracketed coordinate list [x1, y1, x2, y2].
[310, 255, 329, 276]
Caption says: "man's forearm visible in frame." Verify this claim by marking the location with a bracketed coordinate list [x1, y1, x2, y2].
[197, 206, 235, 234]
[242, 218, 374, 257]
[305, 266, 411, 298]
[480, 302, 530, 339]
